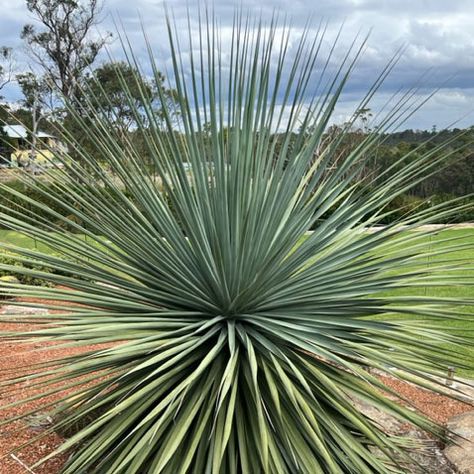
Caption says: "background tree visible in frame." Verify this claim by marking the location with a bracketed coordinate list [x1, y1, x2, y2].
[16, 72, 54, 166]
[21, 0, 111, 103]
[0, 104, 12, 164]
[0, 47, 14, 164]
[70, 61, 181, 169]
[0, 47, 14, 98]
[83, 61, 180, 130]
[80, 61, 154, 139]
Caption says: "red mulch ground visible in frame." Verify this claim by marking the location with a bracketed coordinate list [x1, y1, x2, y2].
[0, 296, 111, 474]
[379, 375, 472, 425]
[0, 298, 472, 473]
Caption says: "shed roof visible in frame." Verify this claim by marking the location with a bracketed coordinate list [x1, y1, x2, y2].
[1, 124, 55, 139]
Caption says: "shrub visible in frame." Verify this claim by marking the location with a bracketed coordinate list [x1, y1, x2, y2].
[0, 275, 19, 299]
[0, 12, 472, 474]
[427, 194, 474, 223]
[0, 180, 70, 228]
[378, 193, 430, 224]
[0, 251, 55, 287]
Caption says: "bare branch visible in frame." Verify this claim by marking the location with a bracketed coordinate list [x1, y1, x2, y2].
[0, 47, 15, 94]
[21, 0, 111, 102]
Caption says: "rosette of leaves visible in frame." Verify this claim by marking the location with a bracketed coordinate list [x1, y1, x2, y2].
[0, 11, 472, 474]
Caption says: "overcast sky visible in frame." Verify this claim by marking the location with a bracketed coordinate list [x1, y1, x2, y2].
[1, 0, 474, 130]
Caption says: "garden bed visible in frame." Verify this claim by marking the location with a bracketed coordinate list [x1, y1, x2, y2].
[0, 301, 472, 473]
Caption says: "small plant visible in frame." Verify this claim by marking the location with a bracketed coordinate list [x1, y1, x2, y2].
[0, 274, 19, 299]
[0, 12, 472, 474]
[0, 251, 56, 287]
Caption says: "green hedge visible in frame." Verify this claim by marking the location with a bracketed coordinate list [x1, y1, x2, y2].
[377, 194, 474, 224]
[0, 180, 80, 231]
[0, 251, 56, 288]
[1, 180, 472, 233]
[0, 179, 135, 232]
[311, 191, 473, 228]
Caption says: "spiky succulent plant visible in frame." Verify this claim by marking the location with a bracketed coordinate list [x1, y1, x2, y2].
[0, 11, 472, 474]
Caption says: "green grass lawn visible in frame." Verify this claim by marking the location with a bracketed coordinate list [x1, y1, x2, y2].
[0, 229, 54, 251]
[1, 227, 473, 375]
[372, 229, 473, 376]
[0, 229, 95, 253]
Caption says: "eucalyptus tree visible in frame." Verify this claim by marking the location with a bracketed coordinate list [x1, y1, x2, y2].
[15, 72, 56, 166]
[0, 47, 14, 98]
[78, 61, 179, 138]
[21, 0, 111, 103]
[0, 13, 472, 474]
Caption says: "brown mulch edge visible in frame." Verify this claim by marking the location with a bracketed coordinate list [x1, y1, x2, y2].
[378, 375, 472, 425]
[0, 298, 472, 473]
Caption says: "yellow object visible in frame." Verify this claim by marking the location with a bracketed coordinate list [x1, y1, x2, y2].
[11, 137, 59, 166]
[0, 275, 20, 284]
[1, 125, 65, 167]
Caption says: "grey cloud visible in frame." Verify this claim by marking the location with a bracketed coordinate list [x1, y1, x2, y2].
[1, 0, 474, 128]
